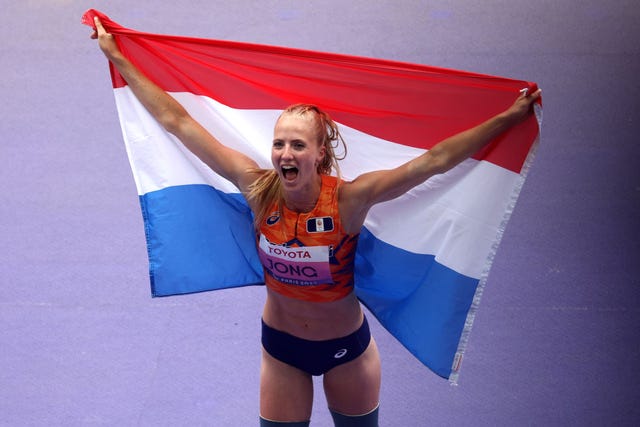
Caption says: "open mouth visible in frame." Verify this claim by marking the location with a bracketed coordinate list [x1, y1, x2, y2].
[281, 165, 299, 181]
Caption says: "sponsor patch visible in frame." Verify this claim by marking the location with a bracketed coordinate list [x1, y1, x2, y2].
[266, 211, 280, 226]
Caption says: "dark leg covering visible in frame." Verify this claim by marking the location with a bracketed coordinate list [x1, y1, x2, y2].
[259, 416, 310, 427]
[330, 406, 379, 427]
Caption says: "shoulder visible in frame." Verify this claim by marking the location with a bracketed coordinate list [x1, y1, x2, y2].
[336, 178, 370, 234]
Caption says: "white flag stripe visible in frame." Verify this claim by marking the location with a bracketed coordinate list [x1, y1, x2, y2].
[115, 87, 519, 278]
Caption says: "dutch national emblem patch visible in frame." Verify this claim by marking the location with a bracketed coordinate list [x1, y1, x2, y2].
[307, 216, 334, 233]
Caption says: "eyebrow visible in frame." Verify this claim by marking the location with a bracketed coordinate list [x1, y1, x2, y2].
[272, 138, 307, 144]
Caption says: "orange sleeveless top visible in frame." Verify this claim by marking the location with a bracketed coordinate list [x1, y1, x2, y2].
[257, 175, 359, 302]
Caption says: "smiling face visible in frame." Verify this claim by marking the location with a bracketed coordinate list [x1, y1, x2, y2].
[272, 111, 326, 197]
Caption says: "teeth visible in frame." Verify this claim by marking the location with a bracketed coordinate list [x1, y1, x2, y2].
[282, 166, 298, 173]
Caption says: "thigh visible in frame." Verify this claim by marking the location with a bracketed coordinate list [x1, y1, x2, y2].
[260, 348, 314, 422]
[323, 338, 381, 415]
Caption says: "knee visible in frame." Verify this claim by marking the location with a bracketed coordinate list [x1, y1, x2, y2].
[330, 405, 379, 427]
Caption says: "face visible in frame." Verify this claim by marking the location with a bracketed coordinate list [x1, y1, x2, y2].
[272, 112, 326, 193]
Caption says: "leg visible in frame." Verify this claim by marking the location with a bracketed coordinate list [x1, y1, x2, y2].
[260, 348, 313, 423]
[260, 417, 310, 427]
[323, 338, 381, 416]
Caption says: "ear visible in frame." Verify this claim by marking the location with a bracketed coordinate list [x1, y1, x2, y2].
[317, 142, 326, 165]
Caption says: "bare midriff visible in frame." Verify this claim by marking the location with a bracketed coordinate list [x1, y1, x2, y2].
[262, 288, 363, 341]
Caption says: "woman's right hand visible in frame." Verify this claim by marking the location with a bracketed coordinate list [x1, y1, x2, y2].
[90, 17, 122, 61]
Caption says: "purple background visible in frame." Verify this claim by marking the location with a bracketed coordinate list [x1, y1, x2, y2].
[1, 1, 638, 425]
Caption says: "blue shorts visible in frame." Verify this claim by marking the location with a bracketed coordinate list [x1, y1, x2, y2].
[261, 316, 371, 376]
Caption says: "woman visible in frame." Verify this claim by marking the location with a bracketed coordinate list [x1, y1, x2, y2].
[91, 17, 540, 427]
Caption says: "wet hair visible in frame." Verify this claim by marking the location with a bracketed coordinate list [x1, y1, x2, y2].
[246, 104, 347, 229]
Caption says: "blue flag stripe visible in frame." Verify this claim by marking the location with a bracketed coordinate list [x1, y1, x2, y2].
[140, 185, 263, 296]
[355, 227, 479, 378]
[141, 183, 478, 377]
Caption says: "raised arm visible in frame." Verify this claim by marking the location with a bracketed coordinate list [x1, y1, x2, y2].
[340, 89, 541, 233]
[91, 17, 260, 193]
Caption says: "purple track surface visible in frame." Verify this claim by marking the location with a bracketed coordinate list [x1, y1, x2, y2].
[1, 1, 638, 426]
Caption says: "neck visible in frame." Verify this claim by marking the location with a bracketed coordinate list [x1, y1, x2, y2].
[283, 175, 322, 213]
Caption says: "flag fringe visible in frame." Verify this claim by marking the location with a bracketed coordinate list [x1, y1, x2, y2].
[449, 104, 542, 384]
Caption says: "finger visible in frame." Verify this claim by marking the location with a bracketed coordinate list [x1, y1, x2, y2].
[93, 16, 106, 35]
[517, 87, 541, 104]
[518, 82, 540, 99]
[524, 89, 542, 106]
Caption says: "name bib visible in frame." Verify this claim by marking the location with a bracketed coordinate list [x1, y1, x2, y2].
[258, 234, 333, 286]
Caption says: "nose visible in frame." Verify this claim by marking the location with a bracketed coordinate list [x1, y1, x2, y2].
[281, 143, 294, 160]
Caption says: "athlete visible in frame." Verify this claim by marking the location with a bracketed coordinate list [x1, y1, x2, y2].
[91, 16, 540, 427]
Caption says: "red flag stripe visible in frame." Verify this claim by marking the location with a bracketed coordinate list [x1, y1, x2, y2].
[84, 9, 539, 173]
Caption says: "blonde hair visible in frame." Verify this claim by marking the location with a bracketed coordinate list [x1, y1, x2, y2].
[246, 104, 346, 229]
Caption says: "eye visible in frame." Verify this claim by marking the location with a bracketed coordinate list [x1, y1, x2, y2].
[272, 140, 284, 149]
[293, 142, 306, 150]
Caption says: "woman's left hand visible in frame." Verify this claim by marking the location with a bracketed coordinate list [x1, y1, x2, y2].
[505, 87, 542, 123]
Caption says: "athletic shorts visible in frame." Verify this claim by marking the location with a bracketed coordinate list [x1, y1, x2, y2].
[261, 316, 371, 376]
